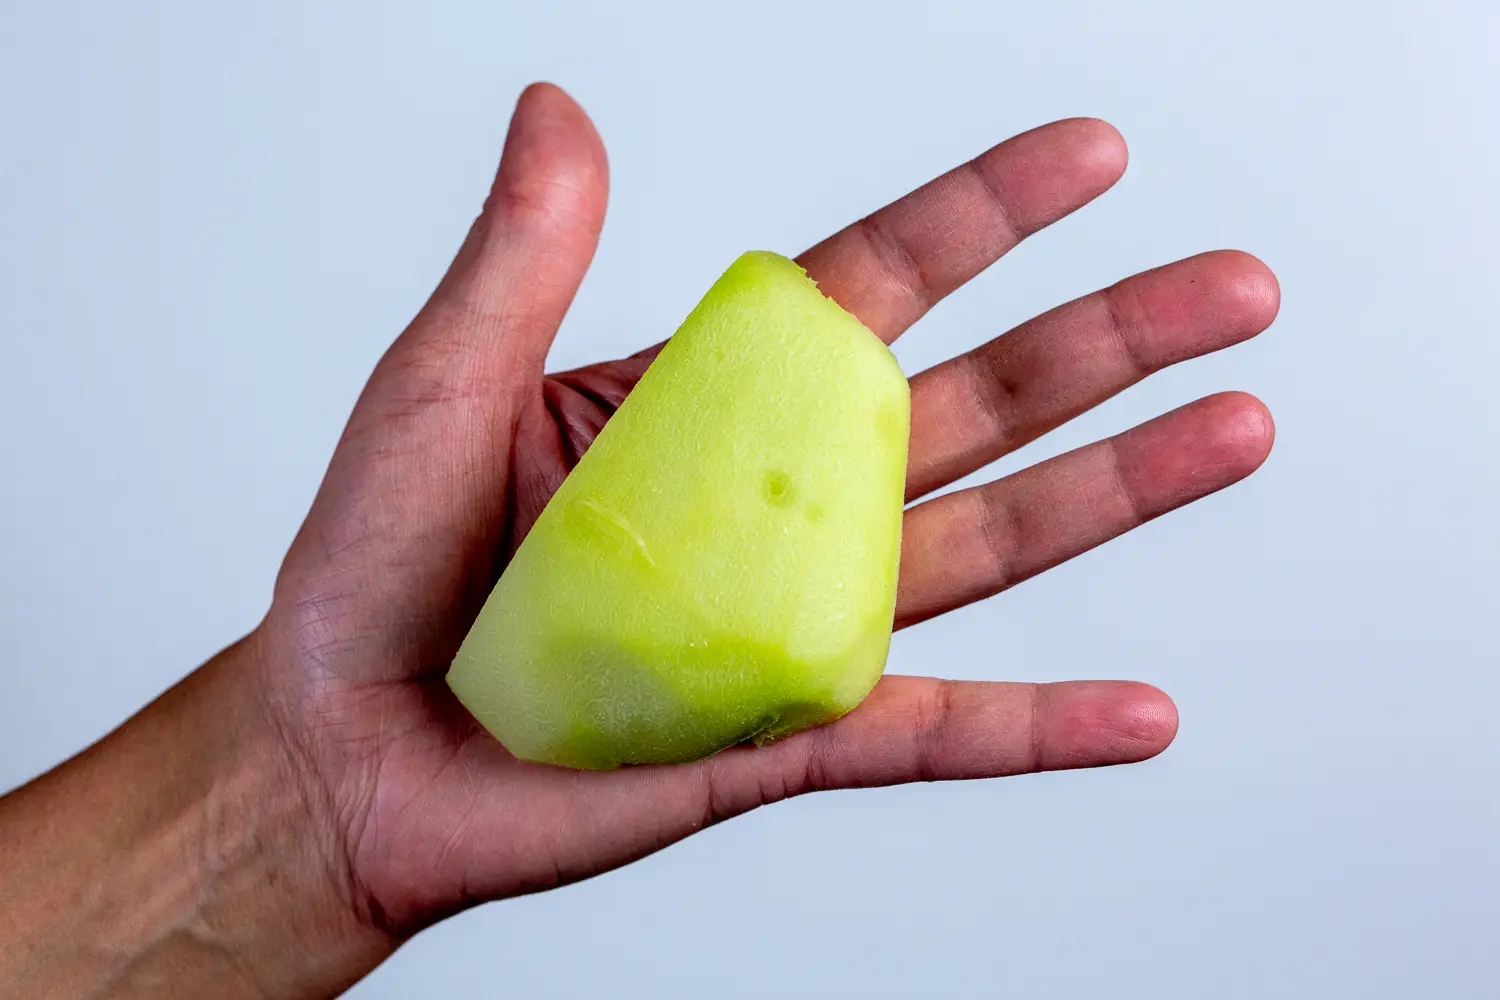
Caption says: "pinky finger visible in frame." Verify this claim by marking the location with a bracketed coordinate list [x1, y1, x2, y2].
[690, 676, 1177, 822]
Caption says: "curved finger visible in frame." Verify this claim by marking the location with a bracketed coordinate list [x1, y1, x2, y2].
[797, 117, 1127, 343]
[906, 250, 1280, 500]
[896, 392, 1274, 628]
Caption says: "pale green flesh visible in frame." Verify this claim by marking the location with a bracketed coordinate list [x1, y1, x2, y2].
[447, 251, 910, 769]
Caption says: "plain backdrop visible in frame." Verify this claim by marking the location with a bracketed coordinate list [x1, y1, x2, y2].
[2, 1, 1496, 997]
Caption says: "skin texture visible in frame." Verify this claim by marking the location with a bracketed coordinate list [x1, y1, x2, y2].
[0, 83, 1279, 999]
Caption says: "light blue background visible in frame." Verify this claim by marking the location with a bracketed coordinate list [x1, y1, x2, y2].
[2, 2, 1496, 996]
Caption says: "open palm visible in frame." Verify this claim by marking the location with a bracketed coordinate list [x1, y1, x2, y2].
[261, 84, 1278, 934]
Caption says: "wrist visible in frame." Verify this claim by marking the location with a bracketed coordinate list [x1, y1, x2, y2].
[0, 631, 394, 999]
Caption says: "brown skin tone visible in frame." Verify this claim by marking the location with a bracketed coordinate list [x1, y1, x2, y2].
[0, 83, 1278, 998]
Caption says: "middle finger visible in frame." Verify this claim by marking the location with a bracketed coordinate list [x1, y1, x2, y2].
[905, 250, 1279, 501]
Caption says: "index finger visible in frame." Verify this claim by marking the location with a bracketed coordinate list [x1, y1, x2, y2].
[796, 117, 1128, 342]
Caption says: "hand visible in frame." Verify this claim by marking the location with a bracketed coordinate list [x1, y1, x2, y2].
[268, 82, 1277, 933]
[0, 83, 1278, 998]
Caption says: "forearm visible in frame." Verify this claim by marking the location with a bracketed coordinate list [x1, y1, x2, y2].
[0, 635, 392, 1000]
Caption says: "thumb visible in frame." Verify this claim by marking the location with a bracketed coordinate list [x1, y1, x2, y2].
[412, 80, 609, 380]
[273, 83, 607, 680]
